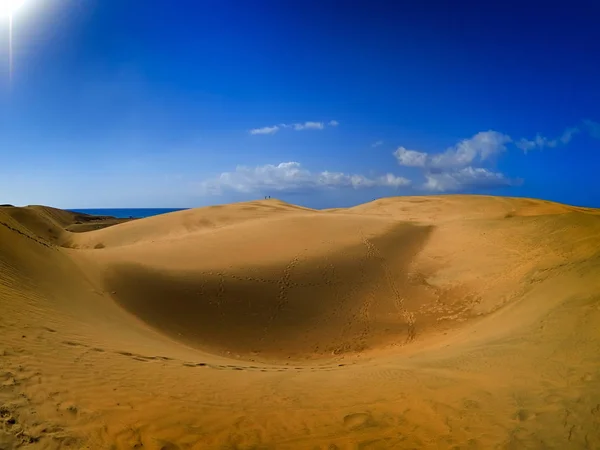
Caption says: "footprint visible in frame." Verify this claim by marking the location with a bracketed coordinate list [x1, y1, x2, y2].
[343, 412, 374, 430]
[182, 363, 209, 367]
[513, 409, 535, 422]
[63, 341, 87, 348]
[5, 415, 17, 426]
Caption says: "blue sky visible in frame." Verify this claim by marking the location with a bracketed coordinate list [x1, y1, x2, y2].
[1, 0, 599, 208]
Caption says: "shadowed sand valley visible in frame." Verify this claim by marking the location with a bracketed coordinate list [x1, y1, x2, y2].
[1, 196, 600, 449]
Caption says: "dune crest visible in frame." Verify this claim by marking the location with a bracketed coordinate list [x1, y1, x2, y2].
[1, 196, 600, 449]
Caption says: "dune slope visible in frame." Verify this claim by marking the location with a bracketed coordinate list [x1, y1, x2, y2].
[99, 216, 435, 358]
[1, 196, 600, 449]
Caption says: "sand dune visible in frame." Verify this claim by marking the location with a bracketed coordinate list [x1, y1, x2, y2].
[65, 199, 315, 249]
[1, 196, 600, 449]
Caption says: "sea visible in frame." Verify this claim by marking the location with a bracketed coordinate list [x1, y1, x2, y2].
[68, 208, 188, 219]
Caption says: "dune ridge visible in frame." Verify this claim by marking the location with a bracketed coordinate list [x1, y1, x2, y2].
[1, 196, 600, 449]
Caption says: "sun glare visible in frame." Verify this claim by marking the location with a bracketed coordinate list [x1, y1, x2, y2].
[2, 0, 27, 84]
[0, 0, 25, 17]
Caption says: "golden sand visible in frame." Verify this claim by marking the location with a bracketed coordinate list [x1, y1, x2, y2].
[1, 195, 599, 448]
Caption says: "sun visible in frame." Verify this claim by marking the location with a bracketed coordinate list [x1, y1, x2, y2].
[0, 0, 25, 17]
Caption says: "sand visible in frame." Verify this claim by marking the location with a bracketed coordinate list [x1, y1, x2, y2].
[1, 195, 599, 449]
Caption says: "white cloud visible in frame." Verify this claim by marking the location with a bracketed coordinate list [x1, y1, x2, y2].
[515, 134, 558, 151]
[514, 138, 536, 151]
[394, 131, 511, 169]
[371, 140, 383, 148]
[294, 121, 325, 131]
[515, 125, 588, 151]
[249, 120, 339, 135]
[429, 131, 512, 169]
[249, 126, 279, 135]
[201, 162, 410, 194]
[423, 167, 514, 192]
[394, 147, 428, 167]
[377, 173, 412, 187]
[560, 127, 580, 144]
[393, 131, 519, 192]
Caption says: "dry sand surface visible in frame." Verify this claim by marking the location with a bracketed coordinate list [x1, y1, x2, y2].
[1, 195, 600, 449]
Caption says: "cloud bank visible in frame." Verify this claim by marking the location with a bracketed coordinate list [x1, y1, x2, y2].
[393, 131, 516, 191]
[392, 121, 599, 191]
[394, 131, 511, 170]
[201, 162, 410, 195]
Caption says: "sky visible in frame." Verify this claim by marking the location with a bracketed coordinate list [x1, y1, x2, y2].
[1, 0, 599, 209]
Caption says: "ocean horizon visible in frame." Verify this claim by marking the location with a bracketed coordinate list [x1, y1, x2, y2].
[69, 208, 188, 219]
